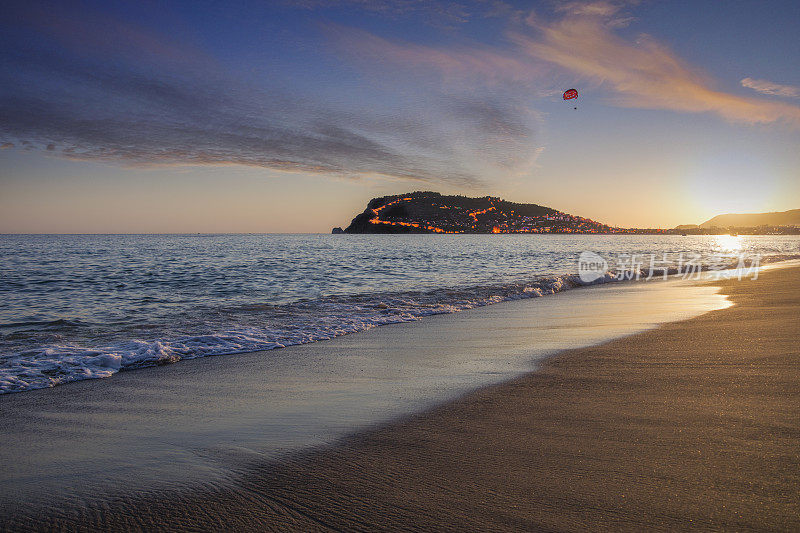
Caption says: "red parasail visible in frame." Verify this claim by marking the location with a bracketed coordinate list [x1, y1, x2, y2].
[563, 88, 578, 100]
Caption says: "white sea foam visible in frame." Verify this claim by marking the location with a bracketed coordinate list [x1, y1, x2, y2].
[1, 233, 798, 395]
[0, 273, 597, 393]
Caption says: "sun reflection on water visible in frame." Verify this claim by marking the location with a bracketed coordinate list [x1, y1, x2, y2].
[713, 234, 744, 253]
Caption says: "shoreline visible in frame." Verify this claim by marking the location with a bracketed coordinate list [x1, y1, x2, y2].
[0, 269, 605, 396]
[0, 275, 727, 506]
[2, 266, 798, 529]
[3, 235, 797, 397]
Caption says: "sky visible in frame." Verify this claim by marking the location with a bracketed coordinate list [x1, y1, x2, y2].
[1, 0, 799, 232]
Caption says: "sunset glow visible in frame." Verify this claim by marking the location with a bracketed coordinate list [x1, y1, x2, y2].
[1, 3, 800, 530]
[0, 1, 798, 232]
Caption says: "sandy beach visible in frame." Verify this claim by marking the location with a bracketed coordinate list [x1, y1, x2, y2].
[2, 265, 799, 531]
[3, 0, 798, 529]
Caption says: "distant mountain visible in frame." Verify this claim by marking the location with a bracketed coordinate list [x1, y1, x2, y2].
[700, 209, 800, 229]
[339, 191, 645, 234]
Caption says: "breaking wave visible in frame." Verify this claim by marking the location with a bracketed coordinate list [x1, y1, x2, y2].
[1, 232, 798, 395]
[0, 273, 599, 394]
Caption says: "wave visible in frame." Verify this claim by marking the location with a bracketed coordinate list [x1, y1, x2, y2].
[2, 254, 797, 395]
[0, 272, 605, 394]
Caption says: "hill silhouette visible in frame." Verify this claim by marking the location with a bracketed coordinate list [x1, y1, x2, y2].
[341, 192, 628, 234]
[700, 209, 800, 229]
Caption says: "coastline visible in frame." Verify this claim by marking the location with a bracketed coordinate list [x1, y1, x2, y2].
[2, 266, 798, 529]
[4, 233, 797, 396]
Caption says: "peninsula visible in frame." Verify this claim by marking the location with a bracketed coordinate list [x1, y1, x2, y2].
[335, 192, 800, 235]
[338, 191, 631, 234]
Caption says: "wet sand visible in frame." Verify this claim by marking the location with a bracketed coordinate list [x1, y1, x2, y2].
[3, 266, 799, 531]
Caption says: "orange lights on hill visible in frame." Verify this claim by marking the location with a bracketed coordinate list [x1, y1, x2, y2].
[372, 197, 412, 216]
[364, 194, 660, 235]
[369, 218, 452, 233]
[369, 196, 452, 233]
[468, 206, 495, 222]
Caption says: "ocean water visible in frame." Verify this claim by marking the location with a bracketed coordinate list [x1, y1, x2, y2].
[1, 233, 798, 394]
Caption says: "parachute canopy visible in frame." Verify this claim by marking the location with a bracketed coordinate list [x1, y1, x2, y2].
[563, 88, 578, 100]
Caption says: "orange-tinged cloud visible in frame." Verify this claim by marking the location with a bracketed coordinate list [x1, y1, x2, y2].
[512, 14, 800, 126]
[741, 78, 799, 98]
[556, 0, 632, 18]
[330, 7, 800, 128]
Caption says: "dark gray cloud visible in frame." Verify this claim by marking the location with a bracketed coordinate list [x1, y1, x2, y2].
[0, 0, 542, 188]
[0, 45, 541, 187]
[0, 52, 479, 186]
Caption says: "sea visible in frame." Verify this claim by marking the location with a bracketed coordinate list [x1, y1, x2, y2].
[1, 233, 799, 395]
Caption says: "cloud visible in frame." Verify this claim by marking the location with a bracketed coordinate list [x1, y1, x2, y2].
[555, 1, 638, 27]
[324, 25, 545, 179]
[509, 8, 800, 127]
[0, 43, 540, 187]
[0, 92, 473, 188]
[0, 0, 548, 189]
[741, 78, 799, 98]
[326, 23, 540, 86]
[328, 4, 800, 129]
[556, 1, 623, 18]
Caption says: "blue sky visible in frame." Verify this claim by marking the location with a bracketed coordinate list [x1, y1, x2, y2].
[1, 0, 799, 232]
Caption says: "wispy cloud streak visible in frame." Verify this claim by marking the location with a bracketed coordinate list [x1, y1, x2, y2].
[741, 78, 799, 98]
[512, 5, 800, 126]
[0, 5, 539, 187]
[328, 2, 800, 128]
[4, 0, 795, 192]
[325, 24, 544, 180]
[0, 0, 556, 187]
[327, 23, 540, 87]
[0, 60, 482, 187]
